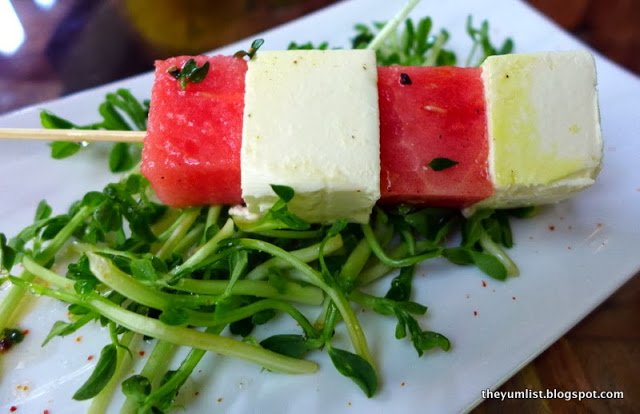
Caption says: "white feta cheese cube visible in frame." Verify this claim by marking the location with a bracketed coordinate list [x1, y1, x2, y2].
[241, 50, 380, 223]
[475, 50, 603, 209]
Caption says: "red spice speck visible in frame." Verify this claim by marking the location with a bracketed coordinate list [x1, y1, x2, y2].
[473, 310, 478, 316]
[43, 410, 50, 414]
[87, 355, 94, 361]
[75, 336, 83, 343]
[21, 329, 30, 336]
[548, 225, 555, 231]
[481, 280, 487, 288]
[138, 350, 145, 357]
[10, 406, 17, 412]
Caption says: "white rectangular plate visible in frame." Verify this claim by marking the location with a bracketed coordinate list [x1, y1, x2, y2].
[1, 0, 639, 413]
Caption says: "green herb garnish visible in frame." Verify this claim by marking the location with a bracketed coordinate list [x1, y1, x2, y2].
[167, 58, 210, 90]
[234, 38, 265, 60]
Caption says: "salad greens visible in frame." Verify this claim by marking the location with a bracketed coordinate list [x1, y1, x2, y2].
[0, 2, 519, 412]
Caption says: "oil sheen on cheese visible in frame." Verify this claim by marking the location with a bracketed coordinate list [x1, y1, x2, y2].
[475, 50, 603, 208]
[240, 50, 380, 223]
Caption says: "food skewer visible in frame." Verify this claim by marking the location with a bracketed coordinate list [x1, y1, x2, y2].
[147, 49, 603, 221]
[0, 49, 603, 224]
[0, 128, 143, 143]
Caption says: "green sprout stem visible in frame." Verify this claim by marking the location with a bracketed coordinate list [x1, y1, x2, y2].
[231, 238, 374, 366]
[361, 224, 441, 268]
[172, 278, 324, 305]
[88, 331, 139, 414]
[245, 235, 343, 280]
[86, 253, 217, 326]
[0, 271, 35, 335]
[479, 232, 519, 277]
[13, 265, 318, 375]
[145, 341, 177, 388]
[38, 205, 94, 263]
[139, 326, 224, 413]
[0, 205, 93, 334]
[251, 229, 324, 239]
[91, 296, 317, 374]
[367, 0, 421, 51]
[154, 208, 200, 260]
[169, 218, 235, 279]
[339, 238, 372, 288]
[423, 30, 447, 66]
[173, 223, 204, 254]
[214, 298, 317, 338]
[203, 205, 222, 235]
[120, 339, 177, 414]
[358, 239, 437, 286]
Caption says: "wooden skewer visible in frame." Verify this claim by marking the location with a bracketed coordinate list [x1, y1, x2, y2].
[0, 128, 145, 143]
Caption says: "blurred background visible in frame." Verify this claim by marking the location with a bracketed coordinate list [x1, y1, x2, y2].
[0, 0, 638, 412]
[0, 0, 639, 114]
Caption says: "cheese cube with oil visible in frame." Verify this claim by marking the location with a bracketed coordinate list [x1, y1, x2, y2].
[475, 50, 603, 209]
[240, 50, 380, 223]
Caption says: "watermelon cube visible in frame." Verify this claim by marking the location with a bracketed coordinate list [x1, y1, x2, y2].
[142, 55, 246, 207]
[378, 66, 493, 208]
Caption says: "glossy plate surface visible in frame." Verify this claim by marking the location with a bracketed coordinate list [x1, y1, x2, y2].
[1, 0, 639, 412]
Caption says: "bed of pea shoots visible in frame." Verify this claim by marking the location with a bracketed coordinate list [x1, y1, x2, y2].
[0, 4, 533, 413]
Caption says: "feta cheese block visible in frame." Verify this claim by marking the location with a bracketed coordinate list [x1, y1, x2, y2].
[473, 50, 603, 209]
[240, 50, 381, 223]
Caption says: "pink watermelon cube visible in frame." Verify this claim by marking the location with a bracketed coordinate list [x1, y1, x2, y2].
[142, 55, 246, 207]
[378, 66, 493, 208]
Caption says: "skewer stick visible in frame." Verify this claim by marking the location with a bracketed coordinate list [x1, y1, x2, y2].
[0, 128, 144, 143]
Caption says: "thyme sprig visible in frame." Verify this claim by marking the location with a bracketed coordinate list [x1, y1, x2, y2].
[234, 38, 265, 60]
[167, 58, 210, 90]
